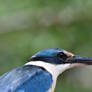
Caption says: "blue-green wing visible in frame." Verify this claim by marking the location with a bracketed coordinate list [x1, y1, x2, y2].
[0, 65, 52, 92]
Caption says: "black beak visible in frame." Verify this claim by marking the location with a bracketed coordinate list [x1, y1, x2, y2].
[65, 55, 92, 65]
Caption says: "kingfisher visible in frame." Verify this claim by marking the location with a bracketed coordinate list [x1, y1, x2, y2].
[0, 48, 92, 92]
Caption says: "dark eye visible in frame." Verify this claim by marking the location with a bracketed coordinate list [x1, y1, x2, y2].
[57, 52, 68, 61]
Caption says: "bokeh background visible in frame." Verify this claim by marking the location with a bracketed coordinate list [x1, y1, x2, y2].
[0, 0, 92, 92]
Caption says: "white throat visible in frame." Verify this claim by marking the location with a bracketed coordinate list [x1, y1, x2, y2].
[25, 61, 73, 79]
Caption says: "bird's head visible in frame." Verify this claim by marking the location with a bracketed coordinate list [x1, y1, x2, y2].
[26, 48, 92, 77]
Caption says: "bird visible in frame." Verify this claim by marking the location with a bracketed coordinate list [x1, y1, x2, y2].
[0, 48, 92, 92]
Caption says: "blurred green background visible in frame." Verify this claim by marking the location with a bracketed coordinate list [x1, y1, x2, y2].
[0, 0, 92, 92]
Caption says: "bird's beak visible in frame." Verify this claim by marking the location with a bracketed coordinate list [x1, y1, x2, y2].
[64, 51, 92, 65]
[66, 55, 92, 65]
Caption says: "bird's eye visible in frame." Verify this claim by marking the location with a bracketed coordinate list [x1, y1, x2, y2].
[57, 52, 68, 61]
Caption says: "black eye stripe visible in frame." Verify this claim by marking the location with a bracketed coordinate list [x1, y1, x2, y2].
[57, 52, 68, 61]
[57, 52, 65, 57]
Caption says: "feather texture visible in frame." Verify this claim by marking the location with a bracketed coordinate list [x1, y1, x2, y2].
[0, 65, 52, 92]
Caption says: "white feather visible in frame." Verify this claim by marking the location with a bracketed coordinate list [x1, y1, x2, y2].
[25, 61, 76, 92]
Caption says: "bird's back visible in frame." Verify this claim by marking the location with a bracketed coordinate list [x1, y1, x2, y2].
[0, 65, 52, 92]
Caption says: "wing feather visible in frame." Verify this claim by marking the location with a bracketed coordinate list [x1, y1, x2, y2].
[0, 65, 52, 92]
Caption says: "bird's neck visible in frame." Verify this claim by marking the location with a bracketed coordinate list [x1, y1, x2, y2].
[25, 61, 71, 78]
[25, 61, 71, 92]
[25, 61, 58, 92]
[26, 61, 56, 77]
